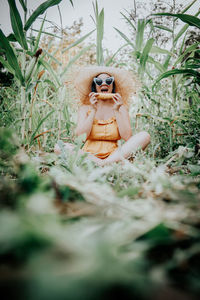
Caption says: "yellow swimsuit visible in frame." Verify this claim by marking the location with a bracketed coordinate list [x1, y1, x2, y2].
[82, 112, 121, 159]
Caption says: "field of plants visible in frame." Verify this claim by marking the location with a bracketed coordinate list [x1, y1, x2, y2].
[0, 0, 200, 299]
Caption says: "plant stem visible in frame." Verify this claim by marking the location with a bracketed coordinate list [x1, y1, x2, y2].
[21, 86, 26, 140]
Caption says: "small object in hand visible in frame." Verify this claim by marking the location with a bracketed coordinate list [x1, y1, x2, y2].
[96, 93, 114, 100]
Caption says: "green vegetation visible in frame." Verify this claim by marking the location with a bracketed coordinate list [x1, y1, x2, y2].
[0, 1, 200, 299]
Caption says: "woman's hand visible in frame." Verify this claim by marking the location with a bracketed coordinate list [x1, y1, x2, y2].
[89, 92, 98, 111]
[113, 93, 123, 111]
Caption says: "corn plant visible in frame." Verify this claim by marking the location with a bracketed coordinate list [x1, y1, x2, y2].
[0, 0, 97, 147]
[113, 0, 200, 158]
[91, 0, 105, 65]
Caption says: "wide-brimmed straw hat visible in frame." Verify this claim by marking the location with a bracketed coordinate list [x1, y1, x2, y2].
[73, 66, 140, 106]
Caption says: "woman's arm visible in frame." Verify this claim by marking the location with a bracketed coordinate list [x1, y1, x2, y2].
[112, 93, 132, 141]
[75, 105, 96, 138]
[114, 105, 132, 141]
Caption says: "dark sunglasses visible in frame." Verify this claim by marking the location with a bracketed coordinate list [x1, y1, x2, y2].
[93, 76, 114, 86]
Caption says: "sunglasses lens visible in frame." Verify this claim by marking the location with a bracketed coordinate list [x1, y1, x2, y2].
[95, 78, 103, 86]
[105, 77, 113, 85]
[94, 77, 114, 86]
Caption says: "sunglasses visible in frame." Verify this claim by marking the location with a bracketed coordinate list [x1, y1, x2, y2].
[93, 76, 114, 86]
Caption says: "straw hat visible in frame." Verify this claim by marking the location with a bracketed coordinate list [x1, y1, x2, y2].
[73, 66, 140, 106]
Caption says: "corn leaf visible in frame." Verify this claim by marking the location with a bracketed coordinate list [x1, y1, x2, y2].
[69, 0, 74, 7]
[105, 44, 128, 66]
[43, 50, 62, 66]
[96, 8, 104, 65]
[150, 46, 174, 56]
[153, 69, 200, 89]
[33, 15, 46, 53]
[163, 10, 199, 70]
[153, 13, 200, 29]
[39, 59, 61, 87]
[30, 110, 55, 146]
[6, 33, 17, 42]
[114, 28, 135, 49]
[0, 57, 15, 75]
[180, 0, 197, 15]
[140, 38, 154, 70]
[135, 19, 145, 52]
[147, 56, 165, 73]
[61, 44, 94, 77]
[62, 29, 95, 53]
[31, 29, 62, 39]
[154, 25, 173, 33]
[174, 43, 199, 66]
[19, 0, 27, 12]
[8, 0, 28, 50]
[174, 23, 189, 44]
[24, 0, 62, 31]
[120, 12, 136, 31]
[0, 29, 24, 85]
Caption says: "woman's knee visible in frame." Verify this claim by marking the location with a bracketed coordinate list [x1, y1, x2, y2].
[54, 142, 74, 155]
[140, 131, 150, 143]
[139, 131, 150, 148]
[54, 143, 61, 154]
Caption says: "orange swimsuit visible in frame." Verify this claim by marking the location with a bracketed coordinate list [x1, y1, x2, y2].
[82, 112, 121, 159]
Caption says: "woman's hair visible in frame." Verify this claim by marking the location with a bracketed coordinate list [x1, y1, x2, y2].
[91, 77, 116, 93]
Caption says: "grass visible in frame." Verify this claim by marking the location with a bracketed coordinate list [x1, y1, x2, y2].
[0, 127, 200, 299]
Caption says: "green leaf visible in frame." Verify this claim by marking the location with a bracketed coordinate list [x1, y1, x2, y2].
[120, 12, 136, 31]
[118, 187, 139, 198]
[96, 8, 104, 65]
[6, 33, 17, 42]
[137, 223, 172, 242]
[43, 50, 62, 66]
[153, 69, 200, 89]
[62, 29, 95, 53]
[69, 0, 74, 7]
[154, 24, 173, 33]
[150, 46, 174, 56]
[39, 59, 60, 87]
[140, 38, 154, 70]
[33, 15, 46, 53]
[105, 43, 128, 66]
[0, 29, 24, 85]
[44, 79, 57, 90]
[180, 0, 198, 15]
[8, 0, 28, 50]
[0, 56, 15, 75]
[61, 44, 94, 77]
[114, 28, 135, 48]
[24, 0, 62, 31]
[153, 13, 200, 29]
[174, 43, 199, 66]
[174, 24, 189, 44]
[147, 56, 165, 73]
[135, 19, 145, 52]
[30, 110, 55, 146]
[31, 29, 62, 39]
[19, 0, 27, 12]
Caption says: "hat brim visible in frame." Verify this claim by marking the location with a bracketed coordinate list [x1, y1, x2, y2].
[73, 66, 140, 105]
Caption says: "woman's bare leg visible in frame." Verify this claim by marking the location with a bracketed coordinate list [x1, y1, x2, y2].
[54, 142, 102, 165]
[102, 131, 150, 165]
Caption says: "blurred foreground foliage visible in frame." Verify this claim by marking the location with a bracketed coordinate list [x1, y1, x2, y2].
[0, 128, 200, 300]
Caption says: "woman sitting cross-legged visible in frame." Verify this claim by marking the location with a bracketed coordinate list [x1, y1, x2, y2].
[54, 66, 150, 166]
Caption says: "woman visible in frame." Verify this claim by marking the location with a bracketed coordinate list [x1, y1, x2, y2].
[55, 66, 150, 166]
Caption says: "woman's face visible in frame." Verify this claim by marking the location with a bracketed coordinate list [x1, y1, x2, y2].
[95, 73, 113, 94]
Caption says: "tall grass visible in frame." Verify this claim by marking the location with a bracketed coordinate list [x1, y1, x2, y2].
[0, 0, 97, 147]
[114, 0, 200, 159]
